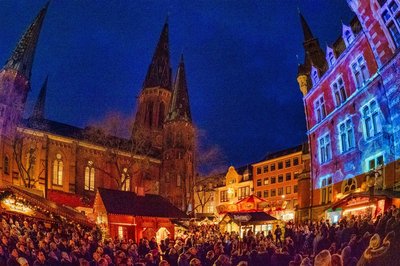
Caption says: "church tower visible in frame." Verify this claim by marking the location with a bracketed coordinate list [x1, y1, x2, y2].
[133, 21, 172, 149]
[162, 55, 195, 212]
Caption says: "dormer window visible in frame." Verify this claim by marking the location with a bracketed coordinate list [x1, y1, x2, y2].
[311, 66, 319, 85]
[342, 24, 355, 47]
[326, 46, 336, 66]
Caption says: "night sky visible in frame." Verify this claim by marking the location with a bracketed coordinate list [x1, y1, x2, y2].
[0, 1, 354, 168]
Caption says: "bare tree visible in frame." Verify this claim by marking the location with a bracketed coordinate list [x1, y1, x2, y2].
[84, 112, 154, 191]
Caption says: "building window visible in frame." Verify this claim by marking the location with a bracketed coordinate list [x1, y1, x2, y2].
[331, 76, 347, 107]
[294, 185, 298, 193]
[270, 164, 276, 171]
[380, 0, 400, 48]
[319, 133, 332, 164]
[263, 177, 269, 185]
[285, 160, 291, 168]
[343, 178, 357, 194]
[238, 186, 250, 200]
[220, 190, 228, 202]
[256, 191, 262, 197]
[84, 160, 95, 191]
[278, 162, 283, 169]
[263, 190, 269, 198]
[314, 95, 326, 123]
[52, 153, 63, 186]
[362, 100, 382, 139]
[263, 166, 268, 173]
[256, 167, 261, 175]
[327, 47, 336, 66]
[286, 186, 291, 194]
[286, 173, 291, 181]
[271, 177, 276, 184]
[367, 154, 384, 171]
[278, 175, 283, 183]
[345, 30, 354, 44]
[271, 189, 276, 197]
[177, 174, 181, 187]
[293, 157, 299, 166]
[121, 168, 130, 191]
[4, 155, 9, 175]
[278, 187, 283, 196]
[312, 67, 319, 85]
[338, 118, 355, 153]
[256, 179, 262, 186]
[351, 55, 369, 88]
[321, 177, 333, 204]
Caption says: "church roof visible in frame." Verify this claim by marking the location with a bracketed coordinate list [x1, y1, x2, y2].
[165, 55, 192, 122]
[142, 21, 172, 90]
[4, 2, 48, 79]
[97, 188, 188, 218]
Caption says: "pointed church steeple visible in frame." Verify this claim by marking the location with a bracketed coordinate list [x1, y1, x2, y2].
[142, 20, 172, 90]
[32, 76, 48, 120]
[166, 55, 192, 122]
[4, 2, 49, 79]
[299, 12, 314, 42]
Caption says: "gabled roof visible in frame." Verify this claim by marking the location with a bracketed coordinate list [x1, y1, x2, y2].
[97, 188, 188, 219]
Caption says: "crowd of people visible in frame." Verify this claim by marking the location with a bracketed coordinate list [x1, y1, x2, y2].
[0, 205, 400, 266]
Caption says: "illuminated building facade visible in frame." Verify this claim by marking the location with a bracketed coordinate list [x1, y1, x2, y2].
[297, 0, 400, 220]
[252, 144, 309, 222]
[0, 4, 195, 211]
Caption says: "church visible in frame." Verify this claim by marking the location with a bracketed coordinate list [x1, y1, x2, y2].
[0, 3, 195, 212]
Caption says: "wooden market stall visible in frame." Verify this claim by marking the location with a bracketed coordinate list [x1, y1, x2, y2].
[219, 211, 277, 236]
[93, 188, 188, 242]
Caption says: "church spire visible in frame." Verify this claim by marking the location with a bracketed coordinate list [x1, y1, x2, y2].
[166, 55, 192, 122]
[32, 76, 48, 120]
[4, 2, 49, 79]
[142, 20, 172, 91]
[299, 11, 314, 42]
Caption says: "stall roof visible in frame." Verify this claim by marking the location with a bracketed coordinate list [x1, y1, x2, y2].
[221, 211, 277, 224]
[97, 188, 188, 219]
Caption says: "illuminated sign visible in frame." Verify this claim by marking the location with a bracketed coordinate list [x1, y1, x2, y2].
[233, 214, 251, 222]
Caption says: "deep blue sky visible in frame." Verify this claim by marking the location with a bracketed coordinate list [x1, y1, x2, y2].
[0, 1, 353, 168]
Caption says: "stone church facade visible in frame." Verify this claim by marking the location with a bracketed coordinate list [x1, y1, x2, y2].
[0, 4, 195, 211]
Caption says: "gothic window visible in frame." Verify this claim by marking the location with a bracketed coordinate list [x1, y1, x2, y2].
[321, 177, 333, 204]
[326, 46, 336, 66]
[380, 0, 400, 48]
[177, 174, 181, 187]
[331, 76, 347, 107]
[342, 178, 357, 194]
[158, 102, 165, 129]
[314, 95, 326, 123]
[338, 118, 355, 153]
[121, 167, 130, 191]
[319, 133, 332, 164]
[146, 102, 154, 127]
[3, 156, 9, 175]
[362, 100, 382, 139]
[351, 55, 369, 88]
[52, 153, 63, 186]
[84, 161, 95, 191]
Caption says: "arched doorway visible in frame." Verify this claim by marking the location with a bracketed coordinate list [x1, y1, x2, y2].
[156, 227, 170, 243]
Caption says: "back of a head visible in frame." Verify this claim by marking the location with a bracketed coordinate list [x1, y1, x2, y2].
[315, 250, 332, 266]
[331, 254, 343, 266]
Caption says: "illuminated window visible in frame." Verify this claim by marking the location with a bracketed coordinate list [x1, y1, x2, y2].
[121, 168, 130, 191]
[331, 76, 347, 107]
[238, 186, 250, 199]
[52, 153, 63, 186]
[278, 187, 284, 196]
[362, 100, 382, 139]
[271, 189, 276, 197]
[220, 190, 228, 202]
[380, 0, 400, 47]
[84, 161, 95, 191]
[256, 179, 262, 186]
[318, 133, 332, 164]
[263, 177, 269, 185]
[367, 155, 384, 171]
[338, 118, 355, 153]
[314, 95, 326, 123]
[321, 177, 333, 204]
[351, 55, 369, 88]
[286, 186, 291, 194]
[286, 173, 291, 181]
[343, 178, 357, 194]
[3, 156, 9, 175]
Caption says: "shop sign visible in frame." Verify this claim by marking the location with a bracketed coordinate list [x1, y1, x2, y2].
[233, 214, 251, 222]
